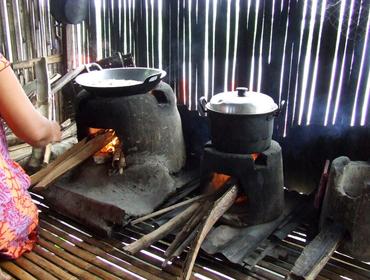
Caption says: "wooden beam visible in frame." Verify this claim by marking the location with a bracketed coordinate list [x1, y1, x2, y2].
[287, 222, 346, 280]
[11, 54, 63, 70]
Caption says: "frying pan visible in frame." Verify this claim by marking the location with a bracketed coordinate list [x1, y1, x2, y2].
[75, 63, 167, 97]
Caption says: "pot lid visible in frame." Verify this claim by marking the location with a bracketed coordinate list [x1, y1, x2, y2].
[206, 87, 278, 115]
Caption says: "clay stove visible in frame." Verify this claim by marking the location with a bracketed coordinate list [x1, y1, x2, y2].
[201, 140, 284, 227]
[43, 82, 187, 235]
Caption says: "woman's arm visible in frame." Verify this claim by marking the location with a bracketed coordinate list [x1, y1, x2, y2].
[0, 65, 61, 147]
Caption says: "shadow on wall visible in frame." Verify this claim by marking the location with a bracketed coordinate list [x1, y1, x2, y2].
[277, 125, 370, 194]
[177, 105, 210, 162]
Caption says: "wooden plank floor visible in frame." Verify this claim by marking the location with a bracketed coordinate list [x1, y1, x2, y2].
[1, 194, 370, 279]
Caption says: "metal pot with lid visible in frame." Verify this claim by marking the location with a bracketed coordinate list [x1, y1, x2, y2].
[199, 87, 281, 154]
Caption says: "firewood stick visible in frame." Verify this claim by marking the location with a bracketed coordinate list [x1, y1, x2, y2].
[162, 224, 200, 268]
[30, 137, 88, 186]
[118, 151, 126, 174]
[32, 131, 115, 192]
[130, 193, 213, 226]
[165, 200, 212, 258]
[181, 184, 238, 280]
[124, 202, 200, 255]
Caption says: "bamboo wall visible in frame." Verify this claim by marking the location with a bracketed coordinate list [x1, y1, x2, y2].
[71, 0, 370, 135]
[1, 0, 369, 135]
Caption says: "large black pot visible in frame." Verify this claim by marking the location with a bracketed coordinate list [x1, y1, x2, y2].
[200, 87, 280, 154]
[207, 110, 277, 154]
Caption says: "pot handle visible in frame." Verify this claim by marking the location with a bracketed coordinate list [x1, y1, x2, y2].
[198, 96, 208, 116]
[144, 73, 162, 85]
[85, 63, 103, 72]
[273, 100, 286, 117]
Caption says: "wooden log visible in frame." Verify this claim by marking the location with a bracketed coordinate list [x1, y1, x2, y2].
[287, 222, 346, 280]
[124, 202, 201, 255]
[28, 57, 50, 170]
[50, 65, 85, 95]
[130, 193, 212, 226]
[32, 130, 115, 191]
[30, 137, 88, 186]
[181, 183, 238, 280]
[9, 143, 32, 162]
[165, 200, 212, 259]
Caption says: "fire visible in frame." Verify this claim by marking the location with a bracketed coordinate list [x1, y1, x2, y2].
[100, 136, 119, 153]
[251, 153, 260, 161]
[210, 173, 247, 205]
[211, 173, 231, 190]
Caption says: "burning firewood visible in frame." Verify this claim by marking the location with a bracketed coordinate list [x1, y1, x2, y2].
[123, 202, 201, 255]
[31, 130, 115, 192]
[181, 183, 238, 280]
[123, 176, 239, 279]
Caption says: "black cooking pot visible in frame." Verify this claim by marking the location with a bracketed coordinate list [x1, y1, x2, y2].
[50, 0, 89, 24]
[200, 87, 281, 154]
[75, 63, 166, 97]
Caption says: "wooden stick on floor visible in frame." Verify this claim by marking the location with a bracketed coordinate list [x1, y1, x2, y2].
[181, 183, 238, 280]
[124, 202, 201, 255]
[287, 222, 346, 280]
[130, 193, 212, 225]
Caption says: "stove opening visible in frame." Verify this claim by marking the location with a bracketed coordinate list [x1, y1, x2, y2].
[210, 173, 247, 205]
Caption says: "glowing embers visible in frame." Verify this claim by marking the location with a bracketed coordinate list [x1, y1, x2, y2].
[210, 172, 247, 206]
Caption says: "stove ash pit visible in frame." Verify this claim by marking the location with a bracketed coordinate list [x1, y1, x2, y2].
[42, 82, 187, 236]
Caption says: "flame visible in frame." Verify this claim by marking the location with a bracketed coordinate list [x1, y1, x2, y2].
[100, 136, 119, 153]
[210, 173, 247, 205]
[251, 153, 260, 161]
[211, 173, 231, 190]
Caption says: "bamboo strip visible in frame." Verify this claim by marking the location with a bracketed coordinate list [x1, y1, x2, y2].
[39, 219, 162, 280]
[40, 214, 175, 280]
[0, 262, 36, 280]
[30, 137, 88, 186]
[33, 131, 115, 191]
[39, 229, 134, 280]
[37, 238, 111, 280]
[23, 251, 78, 280]
[0, 266, 13, 280]
[14, 257, 59, 280]
[32, 245, 100, 280]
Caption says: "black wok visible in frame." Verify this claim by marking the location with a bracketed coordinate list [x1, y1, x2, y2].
[75, 63, 167, 97]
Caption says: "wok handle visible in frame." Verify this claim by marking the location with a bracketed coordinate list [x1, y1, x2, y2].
[273, 100, 286, 117]
[198, 96, 208, 116]
[144, 73, 162, 85]
[85, 63, 103, 72]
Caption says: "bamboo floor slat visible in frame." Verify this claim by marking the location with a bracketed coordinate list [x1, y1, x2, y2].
[1, 194, 370, 280]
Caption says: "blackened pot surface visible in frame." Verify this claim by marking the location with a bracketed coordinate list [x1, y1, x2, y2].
[208, 110, 275, 154]
[75, 82, 186, 173]
[75, 67, 166, 97]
